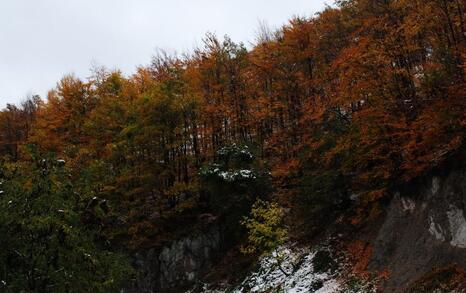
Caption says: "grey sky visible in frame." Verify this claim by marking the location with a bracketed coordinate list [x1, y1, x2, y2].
[0, 0, 328, 107]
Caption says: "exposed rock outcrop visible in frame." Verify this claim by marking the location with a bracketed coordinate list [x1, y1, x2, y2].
[369, 169, 466, 291]
[124, 170, 465, 292]
[124, 225, 222, 292]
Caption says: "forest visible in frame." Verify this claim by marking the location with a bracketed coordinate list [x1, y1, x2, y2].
[0, 0, 464, 291]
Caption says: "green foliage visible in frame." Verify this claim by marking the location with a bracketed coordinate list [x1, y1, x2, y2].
[200, 144, 255, 180]
[299, 169, 347, 211]
[0, 150, 132, 292]
[200, 144, 271, 239]
[0, 1, 463, 288]
[165, 182, 200, 213]
[201, 145, 269, 212]
[295, 168, 348, 234]
[241, 199, 287, 255]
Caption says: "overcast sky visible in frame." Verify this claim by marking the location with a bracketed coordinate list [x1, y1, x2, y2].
[0, 0, 329, 107]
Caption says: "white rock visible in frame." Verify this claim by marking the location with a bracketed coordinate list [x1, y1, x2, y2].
[447, 206, 466, 248]
[401, 197, 416, 212]
[431, 177, 440, 196]
[428, 215, 445, 242]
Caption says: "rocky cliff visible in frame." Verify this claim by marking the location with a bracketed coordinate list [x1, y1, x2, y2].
[125, 169, 465, 292]
[124, 225, 222, 292]
[369, 169, 466, 291]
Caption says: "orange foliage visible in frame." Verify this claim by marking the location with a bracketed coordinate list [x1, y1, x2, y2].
[1, 0, 464, 247]
[347, 240, 374, 278]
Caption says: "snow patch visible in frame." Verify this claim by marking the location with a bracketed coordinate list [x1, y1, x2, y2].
[231, 245, 341, 293]
[316, 279, 341, 293]
[216, 169, 257, 182]
[192, 243, 376, 293]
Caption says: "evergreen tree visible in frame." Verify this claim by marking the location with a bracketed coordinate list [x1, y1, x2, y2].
[0, 148, 132, 292]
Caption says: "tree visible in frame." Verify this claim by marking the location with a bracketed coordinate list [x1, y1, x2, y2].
[0, 148, 132, 292]
[241, 199, 287, 254]
[0, 95, 41, 159]
[241, 199, 289, 275]
[200, 144, 271, 239]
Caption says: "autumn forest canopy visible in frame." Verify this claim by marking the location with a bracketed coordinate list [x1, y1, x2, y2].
[0, 0, 464, 291]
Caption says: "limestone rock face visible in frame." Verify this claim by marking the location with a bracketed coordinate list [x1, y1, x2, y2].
[369, 169, 466, 291]
[158, 228, 221, 290]
[125, 225, 222, 293]
[123, 170, 465, 292]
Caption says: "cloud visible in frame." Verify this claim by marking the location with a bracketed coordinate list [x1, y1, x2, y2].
[0, 0, 327, 107]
